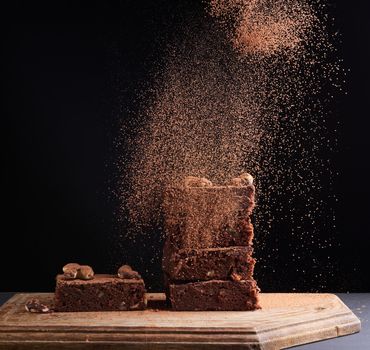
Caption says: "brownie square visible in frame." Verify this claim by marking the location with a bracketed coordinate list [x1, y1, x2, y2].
[54, 274, 146, 312]
[165, 217, 254, 251]
[169, 279, 260, 311]
[163, 246, 255, 281]
[163, 185, 255, 249]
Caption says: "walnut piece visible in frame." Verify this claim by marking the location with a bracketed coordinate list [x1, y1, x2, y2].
[184, 176, 212, 187]
[230, 271, 242, 282]
[25, 299, 51, 313]
[62, 263, 80, 280]
[117, 265, 141, 279]
[229, 172, 254, 186]
[77, 265, 94, 280]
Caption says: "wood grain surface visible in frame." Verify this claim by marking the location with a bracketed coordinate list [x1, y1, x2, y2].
[0, 293, 361, 349]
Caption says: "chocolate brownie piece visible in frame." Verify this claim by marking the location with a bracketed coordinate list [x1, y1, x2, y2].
[54, 274, 146, 312]
[164, 198, 254, 249]
[165, 217, 254, 251]
[163, 246, 255, 281]
[164, 184, 255, 249]
[169, 279, 260, 311]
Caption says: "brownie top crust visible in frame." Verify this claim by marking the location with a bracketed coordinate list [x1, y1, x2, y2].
[163, 183, 255, 205]
[56, 274, 144, 285]
[175, 246, 253, 254]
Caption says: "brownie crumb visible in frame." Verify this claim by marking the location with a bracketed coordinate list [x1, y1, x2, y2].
[25, 299, 52, 313]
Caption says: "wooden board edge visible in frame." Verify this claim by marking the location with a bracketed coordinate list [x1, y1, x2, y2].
[256, 298, 361, 350]
[0, 329, 262, 348]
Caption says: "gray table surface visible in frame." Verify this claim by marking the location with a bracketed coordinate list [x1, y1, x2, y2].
[0, 293, 368, 349]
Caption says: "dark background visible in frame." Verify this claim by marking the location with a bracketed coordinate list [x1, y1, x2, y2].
[2, 1, 370, 292]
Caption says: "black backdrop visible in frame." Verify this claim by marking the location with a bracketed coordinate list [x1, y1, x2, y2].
[3, 1, 370, 292]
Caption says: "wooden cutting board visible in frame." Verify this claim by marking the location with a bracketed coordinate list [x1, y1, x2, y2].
[0, 293, 360, 349]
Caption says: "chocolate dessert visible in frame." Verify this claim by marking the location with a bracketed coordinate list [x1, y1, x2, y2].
[162, 174, 260, 311]
[163, 185, 255, 249]
[53, 264, 147, 312]
[169, 279, 260, 311]
[163, 246, 255, 281]
[54, 274, 146, 312]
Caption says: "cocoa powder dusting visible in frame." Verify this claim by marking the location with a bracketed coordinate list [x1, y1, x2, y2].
[209, 0, 316, 56]
[116, 0, 342, 289]
[163, 180, 255, 249]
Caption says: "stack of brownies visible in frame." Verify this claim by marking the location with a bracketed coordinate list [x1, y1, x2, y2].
[162, 174, 260, 311]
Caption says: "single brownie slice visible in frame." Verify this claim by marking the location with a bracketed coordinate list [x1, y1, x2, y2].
[54, 274, 146, 312]
[163, 185, 255, 250]
[169, 279, 260, 311]
[163, 246, 255, 281]
[165, 213, 255, 252]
